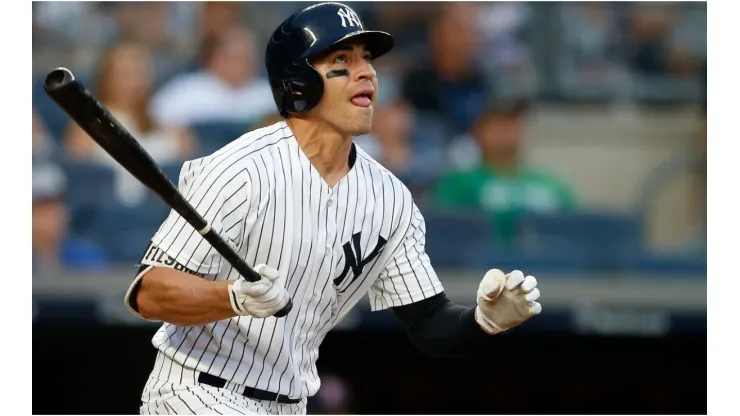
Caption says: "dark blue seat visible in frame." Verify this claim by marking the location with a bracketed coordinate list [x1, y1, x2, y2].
[634, 252, 707, 275]
[423, 209, 494, 268]
[462, 243, 590, 274]
[86, 199, 170, 263]
[516, 211, 644, 272]
[160, 162, 184, 185]
[58, 161, 118, 234]
[190, 122, 250, 156]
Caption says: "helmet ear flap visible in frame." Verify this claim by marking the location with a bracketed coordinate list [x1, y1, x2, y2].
[281, 68, 324, 115]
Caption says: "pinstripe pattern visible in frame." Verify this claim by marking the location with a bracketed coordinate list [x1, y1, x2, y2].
[135, 120, 443, 411]
[140, 352, 307, 415]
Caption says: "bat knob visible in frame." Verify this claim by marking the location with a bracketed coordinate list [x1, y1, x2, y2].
[44, 67, 75, 92]
[273, 298, 293, 318]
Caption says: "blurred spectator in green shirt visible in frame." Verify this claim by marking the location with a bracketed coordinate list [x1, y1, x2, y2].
[432, 99, 576, 246]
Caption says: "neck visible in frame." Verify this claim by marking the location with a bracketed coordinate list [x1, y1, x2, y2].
[287, 118, 353, 186]
[209, 66, 246, 89]
[433, 54, 468, 81]
[484, 151, 519, 174]
[106, 102, 134, 114]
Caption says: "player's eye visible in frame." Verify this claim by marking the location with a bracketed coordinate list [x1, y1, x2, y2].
[334, 54, 347, 64]
[364, 53, 372, 62]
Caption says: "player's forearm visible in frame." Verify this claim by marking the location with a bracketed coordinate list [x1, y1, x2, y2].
[136, 268, 236, 326]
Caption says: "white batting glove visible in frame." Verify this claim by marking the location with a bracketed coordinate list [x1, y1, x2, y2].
[474, 269, 542, 335]
[228, 264, 290, 318]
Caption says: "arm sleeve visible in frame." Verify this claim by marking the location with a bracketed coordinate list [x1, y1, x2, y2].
[368, 203, 444, 311]
[392, 292, 492, 358]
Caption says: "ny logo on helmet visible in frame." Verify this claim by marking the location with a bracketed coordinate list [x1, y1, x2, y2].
[337, 7, 361, 28]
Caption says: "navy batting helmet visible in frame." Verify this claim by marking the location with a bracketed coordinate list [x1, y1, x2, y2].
[265, 2, 394, 118]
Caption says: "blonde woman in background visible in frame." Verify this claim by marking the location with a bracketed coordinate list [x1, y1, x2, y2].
[64, 41, 195, 205]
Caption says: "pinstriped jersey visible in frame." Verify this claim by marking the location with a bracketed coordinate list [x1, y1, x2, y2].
[135, 120, 444, 398]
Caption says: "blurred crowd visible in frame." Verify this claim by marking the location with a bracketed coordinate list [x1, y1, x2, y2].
[32, 2, 706, 275]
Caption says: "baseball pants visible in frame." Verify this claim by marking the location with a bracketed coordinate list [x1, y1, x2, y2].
[139, 351, 307, 415]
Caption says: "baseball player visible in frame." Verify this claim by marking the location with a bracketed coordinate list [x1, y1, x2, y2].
[124, 3, 542, 415]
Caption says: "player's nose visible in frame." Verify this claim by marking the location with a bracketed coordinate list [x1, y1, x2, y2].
[353, 59, 376, 82]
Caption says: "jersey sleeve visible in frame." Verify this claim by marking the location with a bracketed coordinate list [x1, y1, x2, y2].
[368, 203, 445, 311]
[123, 159, 251, 320]
[147, 159, 251, 275]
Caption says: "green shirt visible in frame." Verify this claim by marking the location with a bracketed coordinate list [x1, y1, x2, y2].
[432, 165, 576, 246]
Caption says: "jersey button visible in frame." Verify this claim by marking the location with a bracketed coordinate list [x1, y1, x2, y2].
[327, 200, 334, 207]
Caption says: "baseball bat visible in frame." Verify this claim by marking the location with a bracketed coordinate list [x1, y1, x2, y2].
[43, 67, 292, 318]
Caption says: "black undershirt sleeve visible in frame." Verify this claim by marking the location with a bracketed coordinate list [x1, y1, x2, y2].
[391, 292, 492, 358]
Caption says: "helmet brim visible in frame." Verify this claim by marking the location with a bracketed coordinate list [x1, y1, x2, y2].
[306, 30, 395, 62]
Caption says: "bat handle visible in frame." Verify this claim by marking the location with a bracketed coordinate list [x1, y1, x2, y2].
[202, 229, 293, 317]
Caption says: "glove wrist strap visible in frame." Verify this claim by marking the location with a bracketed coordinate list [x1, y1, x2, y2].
[475, 306, 504, 335]
[228, 281, 248, 316]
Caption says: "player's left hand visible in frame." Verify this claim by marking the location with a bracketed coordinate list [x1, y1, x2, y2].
[228, 264, 291, 318]
[474, 269, 542, 335]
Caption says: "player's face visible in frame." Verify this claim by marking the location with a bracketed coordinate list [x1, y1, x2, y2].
[310, 42, 378, 136]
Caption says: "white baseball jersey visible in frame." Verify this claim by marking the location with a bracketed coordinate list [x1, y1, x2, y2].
[129, 120, 444, 400]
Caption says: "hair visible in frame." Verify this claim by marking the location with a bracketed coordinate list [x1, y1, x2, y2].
[198, 26, 256, 68]
[93, 41, 156, 134]
[197, 34, 221, 68]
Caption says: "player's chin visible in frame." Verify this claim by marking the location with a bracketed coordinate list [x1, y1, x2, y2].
[346, 108, 374, 135]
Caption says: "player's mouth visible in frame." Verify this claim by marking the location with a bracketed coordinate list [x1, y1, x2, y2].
[350, 88, 374, 108]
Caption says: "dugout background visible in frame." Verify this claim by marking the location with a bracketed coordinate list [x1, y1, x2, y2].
[33, 322, 706, 415]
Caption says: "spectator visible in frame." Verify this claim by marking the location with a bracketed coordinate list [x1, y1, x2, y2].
[626, 4, 698, 78]
[354, 99, 448, 191]
[63, 41, 194, 205]
[112, 2, 193, 77]
[33, 108, 57, 160]
[149, 26, 275, 128]
[560, 3, 618, 71]
[432, 99, 576, 247]
[64, 41, 195, 163]
[399, 3, 490, 135]
[32, 162, 108, 274]
[555, 3, 621, 99]
[197, 1, 243, 43]
[477, 2, 536, 97]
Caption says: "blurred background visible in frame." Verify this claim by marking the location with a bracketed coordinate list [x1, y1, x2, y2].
[32, 1, 706, 414]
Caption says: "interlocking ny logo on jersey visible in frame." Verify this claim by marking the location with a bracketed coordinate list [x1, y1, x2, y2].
[334, 232, 387, 291]
[337, 7, 361, 28]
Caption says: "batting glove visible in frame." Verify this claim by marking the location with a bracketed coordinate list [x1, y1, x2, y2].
[474, 269, 542, 335]
[228, 264, 290, 318]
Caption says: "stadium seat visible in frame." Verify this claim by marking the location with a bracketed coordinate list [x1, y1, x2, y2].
[634, 252, 707, 276]
[160, 162, 183, 185]
[85, 198, 170, 263]
[516, 211, 644, 272]
[58, 161, 118, 234]
[190, 122, 251, 156]
[424, 209, 494, 268]
[462, 243, 590, 274]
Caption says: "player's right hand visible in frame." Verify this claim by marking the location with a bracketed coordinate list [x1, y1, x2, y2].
[474, 269, 542, 334]
[227, 264, 290, 318]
